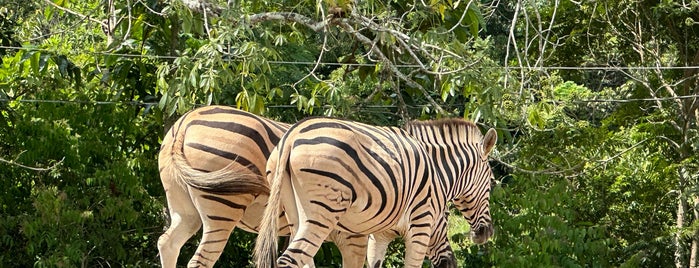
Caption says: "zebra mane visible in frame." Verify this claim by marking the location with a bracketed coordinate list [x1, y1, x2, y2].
[404, 118, 484, 142]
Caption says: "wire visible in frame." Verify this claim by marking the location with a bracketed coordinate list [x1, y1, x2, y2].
[3, 45, 699, 70]
[0, 98, 156, 106]
[2, 93, 698, 107]
[574, 94, 699, 103]
[0, 98, 428, 109]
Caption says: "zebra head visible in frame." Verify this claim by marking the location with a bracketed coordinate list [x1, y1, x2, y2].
[452, 127, 497, 245]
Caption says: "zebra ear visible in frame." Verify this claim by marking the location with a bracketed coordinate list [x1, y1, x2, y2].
[482, 128, 497, 157]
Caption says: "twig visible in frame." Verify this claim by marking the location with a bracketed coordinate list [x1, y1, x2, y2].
[43, 0, 108, 29]
[336, 19, 446, 114]
[292, 6, 330, 88]
[0, 156, 64, 172]
[248, 12, 327, 32]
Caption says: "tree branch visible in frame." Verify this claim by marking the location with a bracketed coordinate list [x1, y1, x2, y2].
[0, 156, 64, 172]
[44, 0, 107, 29]
[335, 19, 446, 114]
[248, 12, 328, 31]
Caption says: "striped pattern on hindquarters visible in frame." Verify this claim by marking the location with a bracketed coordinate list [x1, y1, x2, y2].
[157, 106, 288, 268]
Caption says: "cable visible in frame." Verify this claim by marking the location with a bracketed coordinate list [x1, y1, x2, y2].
[2, 94, 699, 107]
[3, 45, 699, 70]
[0, 98, 156, 106]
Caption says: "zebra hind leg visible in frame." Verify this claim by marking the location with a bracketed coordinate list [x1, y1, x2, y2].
[329, 231, 368, 268]
[365, 231, 396, 268]
[186, 190, 255, 268]
[279, 220, 336, 268]
[279, 190, 347, 267]
[158, 182, 202, 268]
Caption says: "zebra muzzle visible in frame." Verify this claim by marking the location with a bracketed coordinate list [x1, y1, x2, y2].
[470, 223, 493, 245]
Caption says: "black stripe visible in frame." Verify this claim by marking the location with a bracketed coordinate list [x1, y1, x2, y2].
[300, 168, 356, 202]
[195, 253, 212, 261]
[205, 228, 228, 234]
[207, 215, 235, 222]
[198, 107, 284, 151]
[279, 253, 298, 265]
[185, 142, 260, 175]
[411, 232, 431, 239]
[189, 119, 272, 157]
[307, 219, 329, 229]
[294, 137, 388, 217]
[337, 222, 360, 233]
[346, 234, 366, 239]
[287, 248, 314, 258]
[310, 200, 347, 213]
[360, 141, 400, 223]
[189, 260, 207, 267]
[202, 249, 221, 254]
[298, 121, 352, 133]
[292, 238, 319, 248]
[410, 222, 431, 228]
[200, 239, 227, 245]
[201, 194, 247, 210]
[411, 240, 429, 247]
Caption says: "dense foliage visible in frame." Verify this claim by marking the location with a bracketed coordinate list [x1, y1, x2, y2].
[1, 0, 698, 267]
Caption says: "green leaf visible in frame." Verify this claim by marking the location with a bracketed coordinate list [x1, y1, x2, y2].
[158, 91, 169, 109]
[528, 108, 544, 129]
[189, 69, 198, 88]
[30, 51, 40, 76]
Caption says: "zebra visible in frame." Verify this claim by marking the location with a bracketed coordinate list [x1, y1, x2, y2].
[157, 106, 457, 268]
[254, 117, 497, 268]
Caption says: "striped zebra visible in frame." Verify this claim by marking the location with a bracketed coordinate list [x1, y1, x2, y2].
[157, 106, 456, 267]
[254, 117, 497, 268]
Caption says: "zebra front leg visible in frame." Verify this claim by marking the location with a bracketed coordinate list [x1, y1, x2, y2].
[187, 191, 255, 268]
[427, 213, 456, 268]
[329, 231, 368, 268]
[402, 214, 435, 268]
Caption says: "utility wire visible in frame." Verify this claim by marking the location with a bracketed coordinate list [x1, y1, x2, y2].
[3, 45, 699, 70]
[2, 94, 699, 107]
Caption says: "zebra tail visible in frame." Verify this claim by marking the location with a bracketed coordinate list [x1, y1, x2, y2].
[162, 111, 270, 196]
[254, 140, 293, 267]
[171, 152, 270, 196]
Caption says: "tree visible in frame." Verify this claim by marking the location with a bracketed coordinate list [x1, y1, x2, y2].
[497, 0, 699, 266]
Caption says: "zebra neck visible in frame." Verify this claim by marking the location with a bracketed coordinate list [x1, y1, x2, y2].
[404, 119, 483, 202]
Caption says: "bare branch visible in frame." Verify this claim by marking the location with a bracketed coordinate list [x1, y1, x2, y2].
[0, 156, 64, 172]
[505, 0, 525, 95]
[435, 0, 477, 35]
[180, 0, 223, 15]
[336, 19, 446, 114]
[292, 7, 330, 88]
[43, 0, 107, 29]
[248, 12, 328, 31]
[137, 0, 165, 16]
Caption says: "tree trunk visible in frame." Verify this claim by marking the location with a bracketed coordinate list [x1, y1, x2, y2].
[106, 0, 116, 45]
[690, 196, 699, 268]
[162, 12, 181, 135]
[676, 194, 688, 268]
[676, 167, 691, 268]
